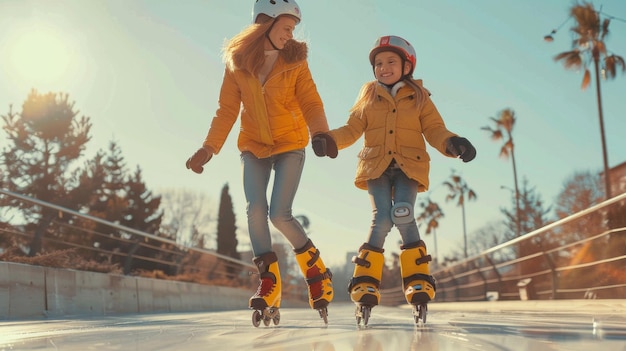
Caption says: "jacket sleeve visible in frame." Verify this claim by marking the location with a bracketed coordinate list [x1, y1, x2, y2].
[203, 68, 242, 154]
[294, 61, 329, 136]
[328, 110, 366, 150]
[419, 93, 457, 157]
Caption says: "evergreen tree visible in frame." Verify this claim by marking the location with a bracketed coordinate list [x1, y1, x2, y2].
[216, 183, 239, 260]
[501, 178, 551, 241]
[0, 90, 92, 255]
[121, 166, 164, 274]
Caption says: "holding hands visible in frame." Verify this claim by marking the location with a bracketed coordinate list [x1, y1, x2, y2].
[446, 136, 476, 163]
[312, 133, 338, 159]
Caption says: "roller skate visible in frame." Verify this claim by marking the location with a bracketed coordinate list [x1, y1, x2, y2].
[294, 239, 334, 324]
[249, 251, 281, 327]
[400, 240, 436, 326]
[347, 243, 384, 326]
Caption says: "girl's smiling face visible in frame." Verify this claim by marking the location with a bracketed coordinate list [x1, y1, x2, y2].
[373, 51, 411, 85]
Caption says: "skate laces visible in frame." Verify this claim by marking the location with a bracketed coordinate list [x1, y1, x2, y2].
[256, 277, 275, 297]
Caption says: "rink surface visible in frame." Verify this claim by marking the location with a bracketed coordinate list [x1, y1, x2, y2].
[1, 300, 625, 351]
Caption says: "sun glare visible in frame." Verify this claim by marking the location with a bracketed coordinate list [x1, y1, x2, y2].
[6, 24, 74, 87]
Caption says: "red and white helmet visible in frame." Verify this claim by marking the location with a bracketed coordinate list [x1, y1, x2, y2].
[252, 0, 301, 24]
[369, 35, 417, 76]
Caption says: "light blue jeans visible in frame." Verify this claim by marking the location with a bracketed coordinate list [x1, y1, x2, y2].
[366, 166, 421, 249]
[241, 149, 309, 256]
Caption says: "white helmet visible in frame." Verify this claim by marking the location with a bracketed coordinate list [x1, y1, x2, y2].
[252, 0, 301, 24]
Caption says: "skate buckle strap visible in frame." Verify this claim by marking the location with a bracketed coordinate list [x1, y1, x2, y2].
[415, 253, 432, 265]
[352, 251, 371, 268]
[306, 249, 320, 267]
[306, 268, 332, 285]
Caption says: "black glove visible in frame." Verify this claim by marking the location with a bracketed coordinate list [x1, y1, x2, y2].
[186, 147, 212, 174]
[311, 133, 338, 159]
[447, 136, 476, 163]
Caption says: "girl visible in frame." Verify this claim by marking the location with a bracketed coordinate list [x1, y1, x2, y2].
[186, 0, 336, 325]
[312, 35, 475, 325]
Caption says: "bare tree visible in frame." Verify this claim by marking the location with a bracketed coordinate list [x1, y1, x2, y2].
[158, 188, 215, 248]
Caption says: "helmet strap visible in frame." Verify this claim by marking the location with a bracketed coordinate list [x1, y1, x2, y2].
[264, 19, 280, 50]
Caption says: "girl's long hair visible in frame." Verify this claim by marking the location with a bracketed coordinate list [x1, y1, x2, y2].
[350, 78, 426, 117]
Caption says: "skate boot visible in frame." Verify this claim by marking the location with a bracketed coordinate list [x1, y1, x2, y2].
[294, 239, 334, 324]
[347, 243, 384, 326]
[400, 240, 436, 325]
[249, 251, 281, 327]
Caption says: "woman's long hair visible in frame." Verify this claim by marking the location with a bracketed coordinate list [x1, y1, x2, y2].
[223, 19, 274, 75]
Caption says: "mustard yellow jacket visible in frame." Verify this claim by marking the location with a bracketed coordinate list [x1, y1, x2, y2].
[202, 42, 329, 159]
[329, 80, 457, 191]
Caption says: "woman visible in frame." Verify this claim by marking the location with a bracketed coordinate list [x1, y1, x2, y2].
[186, 0, 336, 325]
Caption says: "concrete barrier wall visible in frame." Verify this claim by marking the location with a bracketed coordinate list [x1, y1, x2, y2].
[0, 261, 307, 320]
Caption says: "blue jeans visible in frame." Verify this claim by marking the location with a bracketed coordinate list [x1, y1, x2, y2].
[366, 166, 421, 249]
[241, 149, 309, 256]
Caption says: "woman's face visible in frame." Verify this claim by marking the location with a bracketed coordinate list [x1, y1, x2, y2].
[265, 16, 297, 50]
[373, 51, 410, 85]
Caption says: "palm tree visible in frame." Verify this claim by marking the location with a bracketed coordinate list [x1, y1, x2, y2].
[552, 1, 625, 199]
[416, 197, 444, 266]
[481, 108, 522, 237]
[443, 170, 477, 258]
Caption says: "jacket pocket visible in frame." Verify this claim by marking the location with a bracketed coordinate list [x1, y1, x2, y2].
[358, 145, 381, 160]
[399, 146, 430, 162]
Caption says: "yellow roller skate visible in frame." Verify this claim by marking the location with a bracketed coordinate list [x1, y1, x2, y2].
[294, 239, 334, 324]
[249, 251, 281, 327]
[400, 240, 436, 325]
[348, 243, 384, 326]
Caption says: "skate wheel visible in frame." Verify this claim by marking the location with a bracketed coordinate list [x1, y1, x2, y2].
[318, 307, 328, 324]
[362, 306, 370, 326]
[414, 303, 427, 325]
[272, 311, 280, 326]
[252, 310, 262, 328]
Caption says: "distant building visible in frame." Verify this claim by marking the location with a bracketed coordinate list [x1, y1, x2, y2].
[608, 161, 626, 196]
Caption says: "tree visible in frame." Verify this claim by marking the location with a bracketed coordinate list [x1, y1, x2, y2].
[121, 166, 164, 274]
[554, 170, 604, 219]
[481, 108, 522, 237]
[552, 1, 625, 199]
[216, 183, 239, 262]
[443, 170, 477, 258]
[159, 188, 215, 247]
[0, 90, 92, 255]
[416, 196, 444, 265]
[501, 178, 551, 240]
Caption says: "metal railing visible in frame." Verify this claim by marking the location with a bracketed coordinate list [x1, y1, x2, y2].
[380, 192, 626, 304]
[0, 189, 319, 301]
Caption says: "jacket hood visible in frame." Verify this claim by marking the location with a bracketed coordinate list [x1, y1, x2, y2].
[280, 40, 308, 63]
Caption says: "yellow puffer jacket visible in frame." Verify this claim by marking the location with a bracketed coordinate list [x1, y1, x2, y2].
[329, 80, 457, 192]
[202, 41, 329, 159]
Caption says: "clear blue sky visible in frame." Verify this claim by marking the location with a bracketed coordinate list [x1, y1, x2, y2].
[1, 0, 625, 267]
